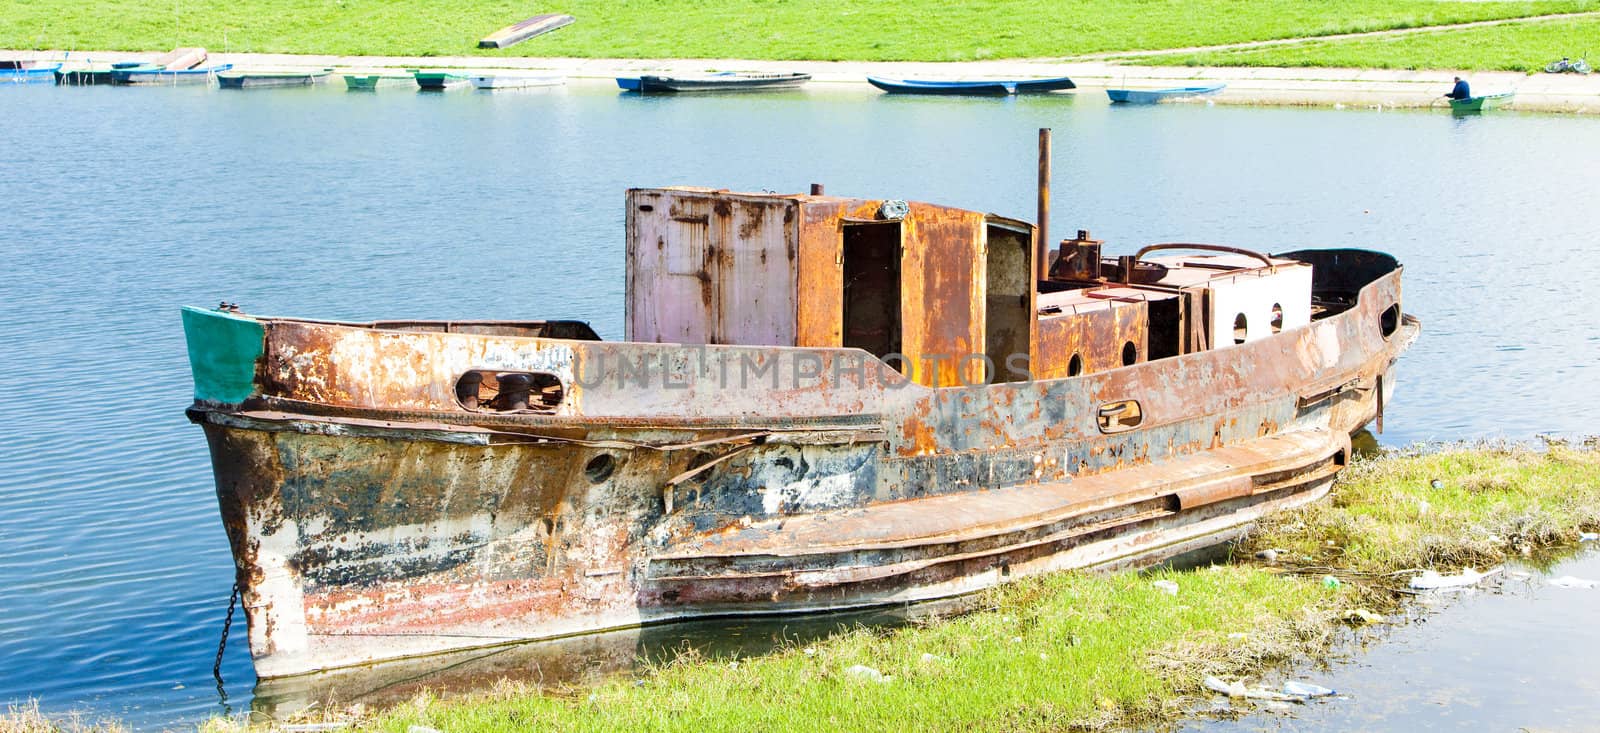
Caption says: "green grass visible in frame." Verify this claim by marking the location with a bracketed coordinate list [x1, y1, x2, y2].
[1140, 15, 1600, 71]
[2, 0, 1597, 61]
[1246, 440, 1600, 575]
[191, 442, 1598, 733]
[286, 569, 1334, 733]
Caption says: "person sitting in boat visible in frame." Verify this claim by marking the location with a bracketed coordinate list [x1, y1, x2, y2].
[1444, 77, 1471, 100]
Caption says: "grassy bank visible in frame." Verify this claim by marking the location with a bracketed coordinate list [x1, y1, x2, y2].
[3, 0, 1597, 62]
[174, 441, 1594, 733]
[1143, 15, 1600, 71]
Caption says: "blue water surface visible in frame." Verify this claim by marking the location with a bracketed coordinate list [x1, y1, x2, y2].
[1, 80, 1597, 728]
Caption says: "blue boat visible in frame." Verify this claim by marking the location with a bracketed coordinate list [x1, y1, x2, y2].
[618, 71, 809, 93]
[3, 63, 62, 84]
[867, 75, 1076, 95]
[1106, 84, 1225, 104]
[112, 63, 233, 85]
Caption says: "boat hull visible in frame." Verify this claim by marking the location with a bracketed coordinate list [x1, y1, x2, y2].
[867, 76, 1076, 95]
[470, 74, 564, 90]
[479, 13, 575, 48]
[218, 71, 331, 88]
[1449, 93, 1513, 112]
[3, 65, 61, 84]
[112, 64, 232, 85]
[1107, 85, 1225, 104]
[185, 249, 1414, 679]
[636, 72, 809, 92]
[342, 74, 412, 90]
[54, 67, 118, 85]
[414, 72, 469, 90]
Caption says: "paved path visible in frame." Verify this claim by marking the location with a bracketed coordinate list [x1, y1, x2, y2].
[1063, 10, 1600, 61]
[11, 48, 1600, 113]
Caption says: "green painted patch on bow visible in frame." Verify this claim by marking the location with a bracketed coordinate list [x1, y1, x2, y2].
[182, 306, 265, 404]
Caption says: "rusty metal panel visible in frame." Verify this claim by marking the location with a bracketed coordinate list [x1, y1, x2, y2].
[626, 189, 709, 344]
[713, 196, 799, 345]
[625, 189, 799, 346]
[900, 204, 986, 387]
[1035, 299, 1149, 379]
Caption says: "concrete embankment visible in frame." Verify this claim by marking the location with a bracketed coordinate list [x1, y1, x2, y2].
[11, 48, 1600, 112]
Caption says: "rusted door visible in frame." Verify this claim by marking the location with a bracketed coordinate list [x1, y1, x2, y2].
[841, 221, 902, 364]
[984, 220, 1034, 383]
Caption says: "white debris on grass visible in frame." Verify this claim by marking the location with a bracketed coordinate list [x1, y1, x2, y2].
[1283, 680, 1336, 697]
[1408, 566, 1502, 590]
[1153, 579, 1179, 595]
[845, 664, 890, 683]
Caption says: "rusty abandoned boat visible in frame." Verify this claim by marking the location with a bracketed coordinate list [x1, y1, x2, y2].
[184, 147, 1417, 679]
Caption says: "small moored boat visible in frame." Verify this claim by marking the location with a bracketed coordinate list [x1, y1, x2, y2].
[630, 71, 810, 93]
[112, 63, 233, 85]
[414, 70, 471, 90]
[54, 63, 130, 85]
[3, 63, 62, 84]
[866, 75, 1076, 95]
[1106, 84, 1225, 104]
[217, 69, 333, 88]
[1448, 92, 1513, 113]
[469, 73, 565, 90]
[342, 73, 413, 90]
[479, 13, 575, 49]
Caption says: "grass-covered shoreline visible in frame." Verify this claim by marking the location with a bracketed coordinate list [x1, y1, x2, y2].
[4, 0, 1598, 69]
[7, 440, 1598, 733]
[1143, 15, 1600, 71]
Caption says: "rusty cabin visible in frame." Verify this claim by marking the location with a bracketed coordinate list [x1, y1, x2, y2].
[625, 187, 1311, 387]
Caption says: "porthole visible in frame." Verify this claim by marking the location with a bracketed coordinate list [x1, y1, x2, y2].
[1233, 313, 1249, 345]
[1068, 353, 1084, 377]
[584, 454, 616, 484]
[1121, 341, 1138, 366]
[1270, 304, 1284, 334]
[455, 370, 564, 413]
[1380, 303, 1400, 338]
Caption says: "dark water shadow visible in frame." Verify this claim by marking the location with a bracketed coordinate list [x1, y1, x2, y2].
[249, 597, 978, 722]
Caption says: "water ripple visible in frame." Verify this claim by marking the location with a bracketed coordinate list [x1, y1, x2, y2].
[2, 84, 1598, 729]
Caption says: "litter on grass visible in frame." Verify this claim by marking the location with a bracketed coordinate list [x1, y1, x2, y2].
[1408, 566, 1502, 590]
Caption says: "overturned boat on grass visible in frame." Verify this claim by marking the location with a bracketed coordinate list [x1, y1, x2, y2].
[184, 163, 1416, 680]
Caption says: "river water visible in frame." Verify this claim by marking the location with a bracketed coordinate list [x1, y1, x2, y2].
[1, 80, 1597, 728]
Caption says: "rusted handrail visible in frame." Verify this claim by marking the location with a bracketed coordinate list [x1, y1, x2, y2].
[1134, 242, 1275, 269]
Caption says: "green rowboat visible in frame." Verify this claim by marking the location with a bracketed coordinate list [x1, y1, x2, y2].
[342, 73, 413, 90]
[1448, 92, 1513, 113]
[413, 70, 470, 90]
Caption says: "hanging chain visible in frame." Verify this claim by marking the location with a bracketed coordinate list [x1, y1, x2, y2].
[214, 581, 240, 691]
